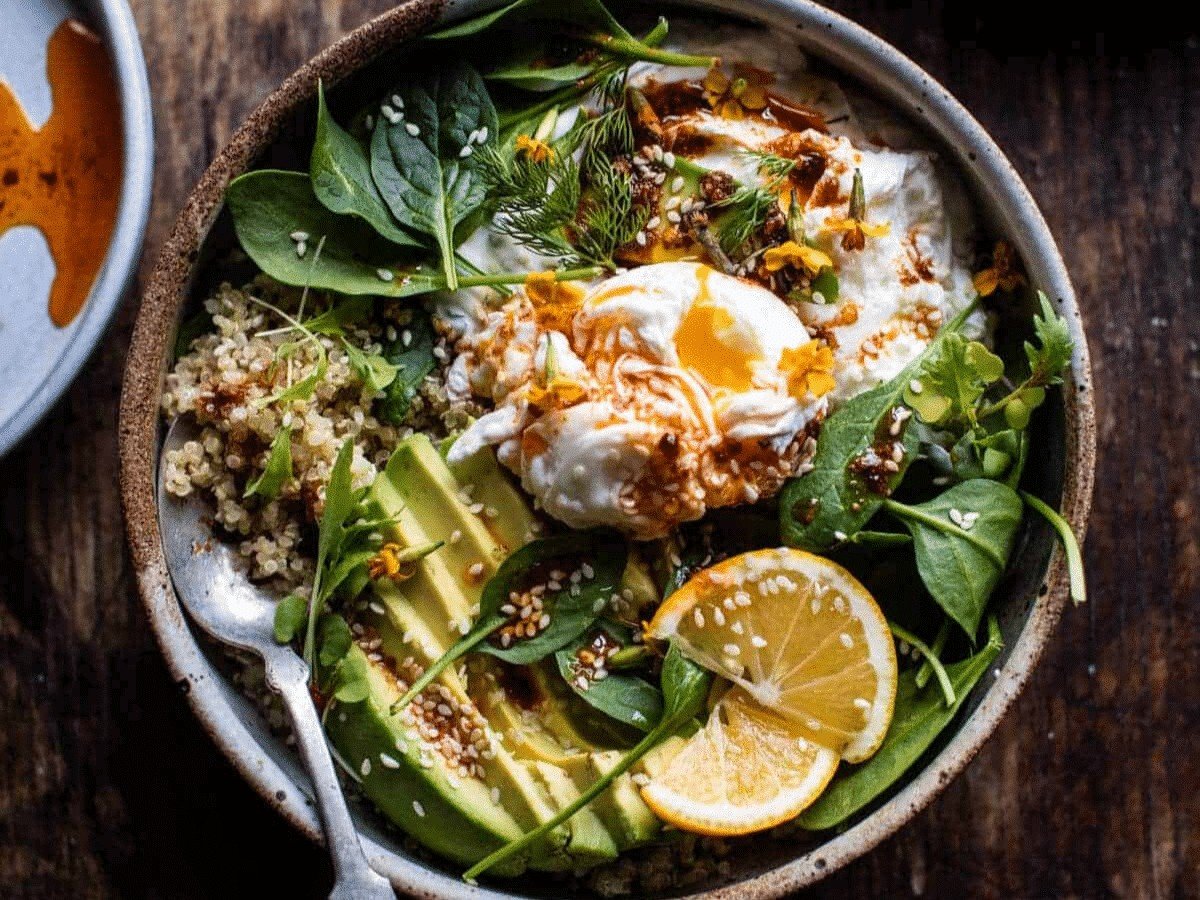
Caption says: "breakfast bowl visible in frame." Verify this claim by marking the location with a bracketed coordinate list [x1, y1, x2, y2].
[119, 0, 1095, 896]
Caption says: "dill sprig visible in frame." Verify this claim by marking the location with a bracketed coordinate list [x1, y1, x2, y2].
[476, 142, 581, 260]
[741, 148, 798, 183]
[713, 184, 778, 255]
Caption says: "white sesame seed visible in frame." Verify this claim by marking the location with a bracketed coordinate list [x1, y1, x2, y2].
[360, 758, 372, 776]
[693, 609, 706, 627]
[834, 530, 848, 542]
[449, 529, 462, 545]
[476, 126, 489, 144]
[635, 231, 648, 246]
[646, 216, 661, 230]
[909, 379, 924, 394]
[369, 601, 385, 615]
[376, 268, 394, 282]
[391, 94, 404, 108]
[380, 752, 400, 769]
[459, 145, 473, 158]
[491, 787, 501, 805]
[666, 210, 682, 224]
[839, 632, 854, 649]
[663, 151, 676, 168]
[405, 122, 420, 137]
[671, 176, 685, 193]
[751, 635, 768, 648]
[295, 241, 307, 258]
[723, 643, 741, 657]
[713, 607, 726, 626]
[289, 230, 309, 242]
[380, 103, 395, 118]
[731, 621, 744, 635]
[413, 800, 426, 817]
[401, 328, 413, 347]
[948, 508, 965, 528]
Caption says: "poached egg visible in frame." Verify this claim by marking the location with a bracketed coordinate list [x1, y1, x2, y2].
[447, 262, 831, 539]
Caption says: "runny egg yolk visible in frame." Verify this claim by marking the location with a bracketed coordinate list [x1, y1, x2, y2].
[674, 298, 760, 394]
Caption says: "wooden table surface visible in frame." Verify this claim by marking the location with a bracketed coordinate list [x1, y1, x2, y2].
[1, 1, 1196, 897]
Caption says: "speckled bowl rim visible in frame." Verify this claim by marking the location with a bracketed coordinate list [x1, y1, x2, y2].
[119, 1, 1096, 897]
[0, 0, 153, 459]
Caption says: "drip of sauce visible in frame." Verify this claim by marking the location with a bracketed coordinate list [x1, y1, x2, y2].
[640, 77, 828, 137]
[0, 19, 123, 328]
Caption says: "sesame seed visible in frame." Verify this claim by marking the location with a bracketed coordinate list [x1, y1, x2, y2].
[391, 94, 404, 108]
[731, 621, 745, 635]
[663, 151, 676, 168]
[468, 502, 484, 515]
[948, 508, 965, 528]
[491, 787, 501, 805]
[405, 122, 420, 137]
[833, 530, 848, 542]
[360, 758, 372, 776]
[413, 800, 426, 817]
[713, 607, 726, 626]
[476, 126, 489, 144]
[839, 632, 854, 648]
[723, 643, 741, 657]
[369, 601, 385, 615]
[666, 210, 682, 224]
[631, 772, 650, 786]
[581, 563, 594, 579]
[751, 635, 768, 648]
[459, 145, 473, 158]
[376, 268, 394, 282]
[853, 698, 871, 710]
[380, 752, 400, 769]
[635, 231, 648, 246]
[380, 103, 395, 118]
[646, 216, 662, 230]
[671, 176, 685, 192]
[665, 196, 681, 210]
[449, 529, 462, 545]
[402, 329, 413, 347]
[289, 230, 309, 242]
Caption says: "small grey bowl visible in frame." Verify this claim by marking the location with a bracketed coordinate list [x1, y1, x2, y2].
[0, 0, 153, 458]
[118, 1, 1096, 896]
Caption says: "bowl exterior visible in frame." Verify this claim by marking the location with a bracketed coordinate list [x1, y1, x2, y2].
[119, 1, 1095, 897]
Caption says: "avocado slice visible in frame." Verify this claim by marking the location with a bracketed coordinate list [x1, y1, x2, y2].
[569, 751, 663, 850]
[530, 760, 618, 864]
[323, 644, 529, 875]
[448, 446, 540, 555]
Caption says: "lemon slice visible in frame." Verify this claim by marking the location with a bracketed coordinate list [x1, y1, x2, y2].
[640, 548, 898, 834]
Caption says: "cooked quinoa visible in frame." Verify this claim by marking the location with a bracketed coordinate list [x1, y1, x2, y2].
[162, 279, 479, 592]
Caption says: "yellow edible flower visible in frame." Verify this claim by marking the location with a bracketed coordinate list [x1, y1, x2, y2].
[515, 134, 554, 163]
[368, 543, 413, 582]
[781, 341, 836, 400]
[824, 168, 889, 252]
[525, 329, 588, 412]
[763, 240, 834, 275]
[702, 63, 770, 120]
[972, 240, 1025, 297]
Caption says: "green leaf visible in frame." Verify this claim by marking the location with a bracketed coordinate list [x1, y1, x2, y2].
[369, 61, 498, 289]
[226, 170, 440, 297]
[390, 530, 628, 713]
[243, 425, 294, 501]
[273, 594, 308, 644]
[904, 334, 1001, 428]
[884, 480, 1022, 638]
[378, 307, 437, 425]
[302, 439, 359, 669]
[462, 641, 710, 882]
[1025, 292, 1074, 386]
[798, 617, 1003, 831]
[555, 625, 664, 732]
[332, 649, 371, 703]
[318, 613, 355, 668]
[311, 81, 422, 247]
[342, 339, 398, 393]
[301, 296, 372, 336]
[486, 48, 594, 89]
[258, 343, 328, 407]
[1021, 491, 1087, 606]
[780, 302, 979, 551]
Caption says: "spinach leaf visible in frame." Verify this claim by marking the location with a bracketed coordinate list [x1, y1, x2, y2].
[798, 617, 1003, 831]
[378, 307, 437, 425]
[273, 594, 309, 644]
[555, 625, 664, 733]
[463, 642, 710, 881]
[487, 52, 594, 90]
[301, 296, 372, 336]
[390, 530, 628, 713]
[883, 480, 1022, 638]
[311, 82, 422, 247]
[317, 613, 355, 669]
[243, 425, 294, 501]
[780, 302, 978, 551]
[226, 170, 441, 297]
[369, 61, 497, 290]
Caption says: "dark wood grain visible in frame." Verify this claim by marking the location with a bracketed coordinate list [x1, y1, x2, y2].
[0, 2, 1196, 897]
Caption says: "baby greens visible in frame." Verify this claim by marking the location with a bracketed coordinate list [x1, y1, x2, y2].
[463, 642, 711, 881]
[243, 425, 294, 501]
[369, 61, 497, 290]
[885, 480, 1022, 638]
[799, 617, 1003, 831]
[780, 302, 980, 551]
[311, 82, 423, 248]
[555, 625, 664, 733]
[378, 307, 437, 425]
[390, 530, 628, 713]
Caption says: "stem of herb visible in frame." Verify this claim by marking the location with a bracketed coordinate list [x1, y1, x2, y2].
[848, 530, 914, 548]
[463, 720, 670, 882]
[915, 619, 951, 689]
[888, 621, 956, 707]
[458, 266, 602, 288]
[580, 33, 717, 68]
[1020, 491, 1087, 605]
[882, 498, 1007, 568]
[977, 376, 1036, 421]
[388, 616, 505, 714]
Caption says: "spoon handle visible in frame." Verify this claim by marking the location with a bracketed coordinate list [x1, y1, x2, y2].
[264, 650, 395, 900]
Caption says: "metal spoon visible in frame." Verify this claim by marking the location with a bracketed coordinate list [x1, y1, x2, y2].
[158, 419, 394, 900]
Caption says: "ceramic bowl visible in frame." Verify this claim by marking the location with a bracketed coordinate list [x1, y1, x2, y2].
[119, 1, 1096, 895]
[0, 0, 152, 458]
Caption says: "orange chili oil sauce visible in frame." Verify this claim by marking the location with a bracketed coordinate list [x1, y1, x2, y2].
[0, 18, 123, 328]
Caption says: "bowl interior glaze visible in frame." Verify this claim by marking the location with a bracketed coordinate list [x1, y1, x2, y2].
[119, 1, 1095, 897]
